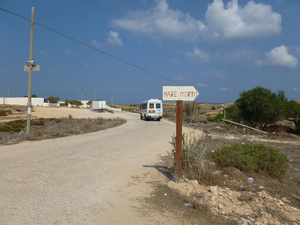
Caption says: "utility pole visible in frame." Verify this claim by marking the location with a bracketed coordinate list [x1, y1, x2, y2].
[79, 89, 84, 100]
[25, 7, 39, 134]
[2, 88, 5, 107]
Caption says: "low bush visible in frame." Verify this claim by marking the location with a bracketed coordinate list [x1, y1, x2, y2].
[207, 112, 223, 122]
[224, 104, 242, 122]
[0, 120, 25, 132]
[183, 102, 202, 118]
[169, 133, 221, 184]
[170, 133, 207, 168]
[212, 143, 289, 179]
[31, 118, 45, 126]
[0, 110, 12, 116]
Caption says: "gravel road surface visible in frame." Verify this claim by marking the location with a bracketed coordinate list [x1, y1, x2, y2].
[0, 110, 202, 224]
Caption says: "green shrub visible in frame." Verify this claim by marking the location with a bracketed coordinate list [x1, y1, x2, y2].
[236, 87, 287, 129]
[212, 143, 289, 179]
[47, 96, 59, 103]
[0, 110, 11, 116]
[31, 118, 45, 126]
[284, 100, 300, 133]
[224, 104, 242, 122]
[0, 120, 25, 132]
[65, 100, 83, 107]
[207, 112, 223, 122]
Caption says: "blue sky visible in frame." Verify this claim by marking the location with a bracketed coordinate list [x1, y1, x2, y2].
[1, 0, 299, 104]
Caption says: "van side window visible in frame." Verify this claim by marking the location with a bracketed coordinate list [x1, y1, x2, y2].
[149, 103, 154, 109]
[156, 103, 161, 109]
[141, 103, 147, 109]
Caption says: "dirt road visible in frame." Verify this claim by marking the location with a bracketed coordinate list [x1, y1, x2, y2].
[0, 109, 202, 224]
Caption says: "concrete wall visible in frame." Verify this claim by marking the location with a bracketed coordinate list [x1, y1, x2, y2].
[44, 103, 60, 107]
[0, 97, 45, 106]
[106, 106, 122, 112]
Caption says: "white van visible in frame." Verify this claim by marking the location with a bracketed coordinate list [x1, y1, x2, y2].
[140, 99, 163, 121]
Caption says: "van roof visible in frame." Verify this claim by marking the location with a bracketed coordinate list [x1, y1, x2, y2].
[142, 99, 162, 103]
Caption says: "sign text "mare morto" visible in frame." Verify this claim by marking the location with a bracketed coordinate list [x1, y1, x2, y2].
[163, 86, 199, 101]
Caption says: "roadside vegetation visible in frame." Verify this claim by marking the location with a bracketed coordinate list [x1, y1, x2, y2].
[212, 143, 289, 179]
[0, 113, 126, 144]
[163, 86, 300, 221]
[1, 86, 299, 223]
[206, 86, 300, 134]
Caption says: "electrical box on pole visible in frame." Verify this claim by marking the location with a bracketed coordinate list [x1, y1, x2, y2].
[163, 86, 199, 182]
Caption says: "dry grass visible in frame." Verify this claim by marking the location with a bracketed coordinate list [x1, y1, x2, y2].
[162, 102, 300, 210]
[0, 117, 126, 144]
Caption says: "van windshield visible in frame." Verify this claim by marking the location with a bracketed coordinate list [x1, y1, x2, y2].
[149, 103, 154, 109]
[156, 103, 161, 109]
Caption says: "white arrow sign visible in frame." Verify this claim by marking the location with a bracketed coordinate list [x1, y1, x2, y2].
[163, 86, 199, 101]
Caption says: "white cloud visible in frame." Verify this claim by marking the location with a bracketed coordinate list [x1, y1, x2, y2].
[112, 0, 281, 42]
[256, 45, 298, 69]
[205, 0, 281, 41]
[39, 50, 49, 56]
[196, 83, 207, 87]
[220, 87, 227, 91]
[175, 76, 184, 81]
[91, 31, 123, 48]
[84, 63, 90, 67]
[64, 49, 73, 55]
[113, 0, 206, 41]
[91, 40, 104, 48]
[293, 88, 299, 92]
[186, 47, 210, 61]
[107, 31, 123, 46]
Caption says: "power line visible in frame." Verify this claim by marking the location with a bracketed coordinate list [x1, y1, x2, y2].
[0, 7, 186, 85]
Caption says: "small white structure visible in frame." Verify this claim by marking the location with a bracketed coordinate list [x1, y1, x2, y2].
[91, 100, 106, 110]
[91, 100, 121, 112]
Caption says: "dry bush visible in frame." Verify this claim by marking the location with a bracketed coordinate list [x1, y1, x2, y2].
[170, 133, 223, 185]
[183, 102, 203, 118]
[0, 117, 126, 144]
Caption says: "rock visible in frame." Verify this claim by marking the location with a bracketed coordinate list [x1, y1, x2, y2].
[238, 193, 254, 202]
[187, 180, 198, 185]
[167, 180, 206, 197]
[208, 186, 219, 194]
[212, 170, 221, 175]
[218, 203, 224, 209]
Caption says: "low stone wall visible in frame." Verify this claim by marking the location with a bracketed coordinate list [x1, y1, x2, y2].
[0, 97, 44, 106]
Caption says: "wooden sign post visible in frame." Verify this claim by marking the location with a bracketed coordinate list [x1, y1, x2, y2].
[163, 86, 199, 182]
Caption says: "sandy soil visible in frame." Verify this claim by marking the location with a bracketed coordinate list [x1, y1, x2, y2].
[1, 106, 299, 224]
[0, 107, 207, 225]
